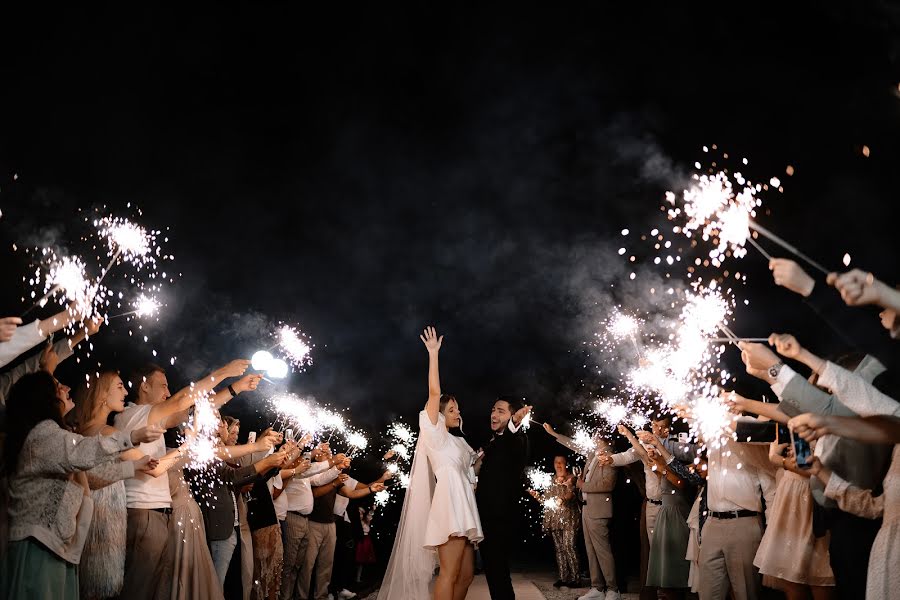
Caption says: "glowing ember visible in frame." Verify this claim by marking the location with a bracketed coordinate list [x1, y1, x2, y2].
[97, 217, 152, 260]
[133, 293, 161, 318]
[608, 312, 639, 339]
[347, 431, 368, 451]
[277, 325, 313, 369]
[374, 490, 391, 507]
[527, 468, 553, 492]
[842, 253, 851, 267]
[572, 427, 596, 454]
[542, 497, 561, 511]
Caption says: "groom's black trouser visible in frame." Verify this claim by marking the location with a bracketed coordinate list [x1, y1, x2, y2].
[480, 515, 515, 600]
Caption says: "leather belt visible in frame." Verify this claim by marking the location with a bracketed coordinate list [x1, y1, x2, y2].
[150, 507, 173, 515]
[647, 499, 662, 506]
[708, 509, 759, 519]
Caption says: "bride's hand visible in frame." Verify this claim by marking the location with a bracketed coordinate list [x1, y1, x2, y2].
[420, 326, 443, 354]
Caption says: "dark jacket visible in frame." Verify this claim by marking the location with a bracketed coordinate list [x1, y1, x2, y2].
[475, 424, 528, 524]
[195, 461, 260, 542]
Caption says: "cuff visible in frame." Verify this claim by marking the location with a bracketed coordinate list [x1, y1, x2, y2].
[665, 454, 675, 465]
[770, 365, 799, 397]
[824, 471, 849, 499]
[115, 431, 135, 450]
[817, 361, 841, 392]
[507, 418, 521, 434]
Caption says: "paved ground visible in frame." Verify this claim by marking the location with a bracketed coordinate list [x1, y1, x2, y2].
[362, 571, 641, 599]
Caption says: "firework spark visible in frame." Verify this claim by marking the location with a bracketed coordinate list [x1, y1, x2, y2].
[277, 325, 313, 370]
[527, 468, 553, 492]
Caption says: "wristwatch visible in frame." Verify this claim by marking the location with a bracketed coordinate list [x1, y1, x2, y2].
[768, 361, 785, 380]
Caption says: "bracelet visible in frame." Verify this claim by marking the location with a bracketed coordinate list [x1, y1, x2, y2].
[368, 486, 373, 494]
[781, 457, 786, 468]
[228, 384, 237, 397]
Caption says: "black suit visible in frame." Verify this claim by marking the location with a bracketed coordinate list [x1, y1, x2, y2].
[475, 423, 528, 600]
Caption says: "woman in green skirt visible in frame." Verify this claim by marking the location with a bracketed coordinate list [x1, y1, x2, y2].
[0, 371, 162, 599]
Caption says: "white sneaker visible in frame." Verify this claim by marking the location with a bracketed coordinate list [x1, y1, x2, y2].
[338, 591, 357, 599]
[604, 590, 622, 600]
[577, 589, 604, 600]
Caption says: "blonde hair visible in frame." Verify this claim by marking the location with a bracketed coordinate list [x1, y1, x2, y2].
[72, 371, 120, 433]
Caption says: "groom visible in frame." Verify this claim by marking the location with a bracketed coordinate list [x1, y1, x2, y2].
[475, 396, 531, 600]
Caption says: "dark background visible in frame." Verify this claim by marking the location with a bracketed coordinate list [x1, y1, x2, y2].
[1, 2, 898, 579]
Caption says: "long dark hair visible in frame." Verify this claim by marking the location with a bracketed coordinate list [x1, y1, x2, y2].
[2, 371, 66, 476]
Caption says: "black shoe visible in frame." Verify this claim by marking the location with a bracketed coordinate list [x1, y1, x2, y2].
[553, 580, 564, 588]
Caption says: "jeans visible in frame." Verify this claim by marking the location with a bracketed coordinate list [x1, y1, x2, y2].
[210, 528, 239, 586]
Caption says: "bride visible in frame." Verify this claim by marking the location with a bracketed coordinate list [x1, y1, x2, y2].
[377, 327, 483, 600]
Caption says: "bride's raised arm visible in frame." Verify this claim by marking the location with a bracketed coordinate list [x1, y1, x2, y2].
[420, 326, 444, 425]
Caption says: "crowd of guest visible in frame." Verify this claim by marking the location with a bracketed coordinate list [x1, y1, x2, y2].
[0, 308, 390, 600]
[527, 262, 899, 600]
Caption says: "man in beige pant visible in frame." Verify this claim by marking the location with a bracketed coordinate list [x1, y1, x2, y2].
[576, 438, 620, 600]
[698, 440, 775, 600]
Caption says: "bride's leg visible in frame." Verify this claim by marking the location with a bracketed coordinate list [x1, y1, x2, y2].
[451, 542, 475, 600]
[435, 537, 466, 600]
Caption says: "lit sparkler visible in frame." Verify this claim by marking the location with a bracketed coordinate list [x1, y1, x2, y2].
[542, 497, 561, 512]
[572, 427, 596, 455]
[527, 468, 553, 492]
[277, 325, 313, 370]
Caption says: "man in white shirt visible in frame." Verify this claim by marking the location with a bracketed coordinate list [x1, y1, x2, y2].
[113, 359, 255, 600]
[698, 437, 775, 600]
[329, 469, 393, 600]
[280, 445, 347, 600]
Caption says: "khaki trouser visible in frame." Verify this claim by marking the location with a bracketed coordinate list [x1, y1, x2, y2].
[698, 516, 763, 600]
[122, 508, 173, 600]
[280, 513, 310, 600]
[583, 514, 617, 591]
[646, 500, 661, 540]
[297, 520, 336, 600]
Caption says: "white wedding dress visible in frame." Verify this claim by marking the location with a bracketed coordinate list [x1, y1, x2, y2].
[377, 410, 483, 599]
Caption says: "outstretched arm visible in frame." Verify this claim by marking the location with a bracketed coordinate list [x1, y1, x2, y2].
[725, 391, 790, 424]
[790, 413, 900, 445]
[421, 326, 443, 426]
[828, 269, 900, 314]
[148, 359, 250, 429]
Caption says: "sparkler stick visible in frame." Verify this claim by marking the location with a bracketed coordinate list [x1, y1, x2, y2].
[96, 249, 122, 286]
[748, 222, 829, 275]
[746, 236, 774, 261]
[717, 323, 740, 346]
[21, 285, 58, 317]
[709, 337, 769, 342]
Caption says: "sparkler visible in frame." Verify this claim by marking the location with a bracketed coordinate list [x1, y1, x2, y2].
[542, 497, 561, 512]
[607, 311, 643, 358]
[527, 468, 553, 492]
[374, 490, 391, 508]
[572, 427, 597, 455]
[24, 255, 97, 317]
[669, 164, 829, 274]
[346, 431, 368, 458]
[109, 293, 161, 320]
[184, 389, 221, 469]
[94, 216, 159, 289]
[276, 325, 314, 370]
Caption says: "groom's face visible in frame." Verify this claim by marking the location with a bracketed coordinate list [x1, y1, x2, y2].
[490, 400, 512, 432]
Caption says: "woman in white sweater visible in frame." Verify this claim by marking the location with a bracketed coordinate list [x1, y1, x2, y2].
[0, 371, 162, 599]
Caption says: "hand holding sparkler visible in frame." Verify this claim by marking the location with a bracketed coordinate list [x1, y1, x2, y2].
[220, 359, 252, 380]
[0, 317, 22, 342]
[131, 423, 166, 445]
[233, 373, 263, 394]
[332, 453, 351, 470]
[738, 342, 782, 383]
[828, 269, 900, 312]
[768, 333, 802, 360]
[512, 404, 532, 427]
[769, 259, 816, 298]
[787, 413, 831, 442]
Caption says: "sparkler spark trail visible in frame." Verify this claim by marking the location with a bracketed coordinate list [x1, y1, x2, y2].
[277, 325, 314, 370]
[527, 468, 553, 492]
[542, 497, 561, 512]
[184, 389, 220, 469]
[572, 427, 596, 455]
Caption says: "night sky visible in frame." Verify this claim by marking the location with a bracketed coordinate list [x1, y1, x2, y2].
[1, 3, 898, 456]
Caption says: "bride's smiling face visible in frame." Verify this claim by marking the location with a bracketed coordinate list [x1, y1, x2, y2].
[441, 399, 461, 429]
